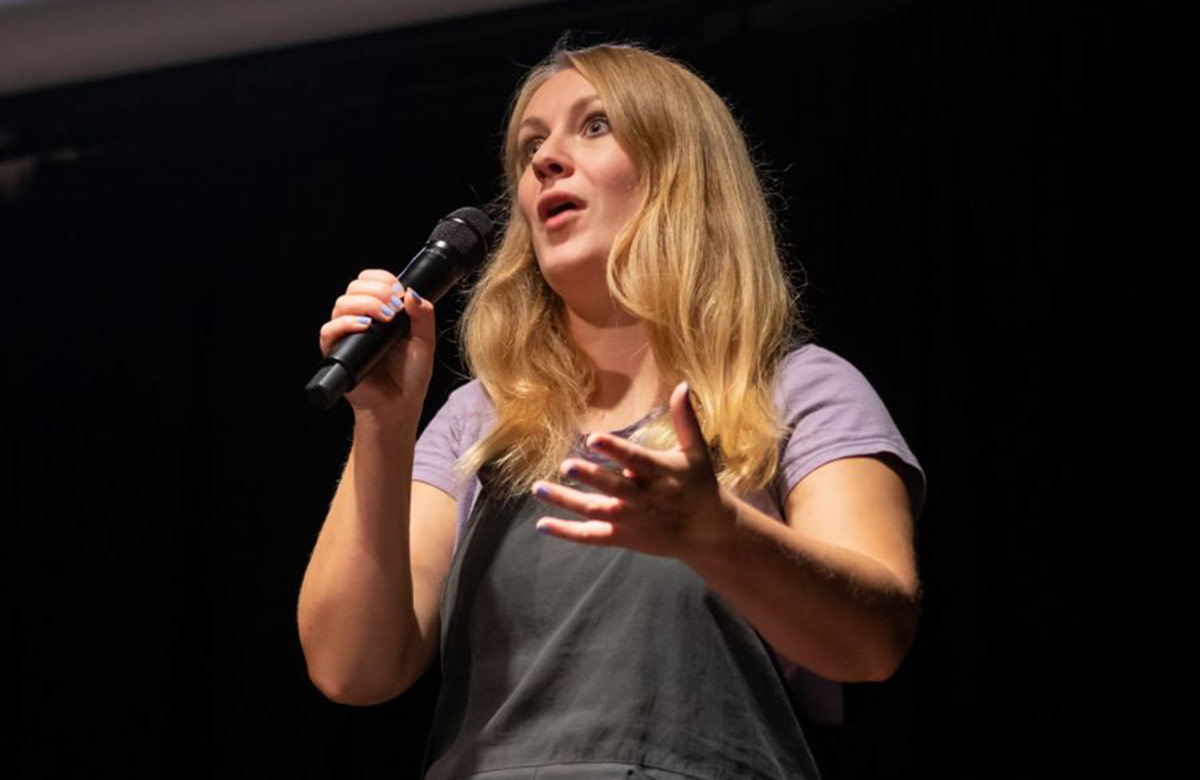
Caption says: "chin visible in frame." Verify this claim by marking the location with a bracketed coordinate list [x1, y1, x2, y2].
[538, 251, 606, 285]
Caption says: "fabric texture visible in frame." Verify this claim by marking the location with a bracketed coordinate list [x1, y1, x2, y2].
[420, 451, 826, 779]
[412, 343, 926, 549]
[412, 342, 926, 728]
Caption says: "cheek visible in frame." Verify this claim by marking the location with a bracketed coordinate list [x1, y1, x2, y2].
[609, 159, 641, 219]
[516, 175, 539, 226]
[611, 180, 641, 227]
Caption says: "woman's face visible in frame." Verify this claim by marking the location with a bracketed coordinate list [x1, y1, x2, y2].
[515, 68, 641, 316]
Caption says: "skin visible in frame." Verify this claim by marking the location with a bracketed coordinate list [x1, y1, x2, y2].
[516, 68, 667, 431]
[519, 71, 921, 683]
[531, 382, 921, 683]
[516, 68, 642, 327]
[302, 65, 920, 705]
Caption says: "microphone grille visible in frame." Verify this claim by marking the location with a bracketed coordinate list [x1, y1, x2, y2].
[431, 207, 493, 260]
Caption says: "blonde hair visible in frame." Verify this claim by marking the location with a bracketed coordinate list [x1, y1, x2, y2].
[455, 41, 809, 499]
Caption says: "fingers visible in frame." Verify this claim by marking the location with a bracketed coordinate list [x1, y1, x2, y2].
[401, 284, 435, 346]
[557, 457, 644, 499]
[584, 433, 664, 481]
[318, 269, 433, 356]
[534, 517, 617, 544]
[319, 314, 376, 356]
[355, 268, 398, 284]
[341, 269, 403, 317]
[668, 381, 712, 468]
[532, 480, 625, 520]
[330, 292, 403, 322]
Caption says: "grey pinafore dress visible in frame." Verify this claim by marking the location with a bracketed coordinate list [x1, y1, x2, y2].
[421, 422, 823, 780]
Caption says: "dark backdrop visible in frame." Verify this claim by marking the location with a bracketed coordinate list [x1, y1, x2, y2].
[6, 0, 1083, 777]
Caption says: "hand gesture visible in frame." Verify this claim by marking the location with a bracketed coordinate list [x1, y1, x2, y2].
[531, 381, 738, 561]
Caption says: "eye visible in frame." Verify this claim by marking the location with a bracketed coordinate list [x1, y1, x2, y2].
[519, 137, 543, 167]
[584, 113, 610, 136]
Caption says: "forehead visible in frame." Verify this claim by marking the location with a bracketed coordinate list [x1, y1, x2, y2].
[519, 68, 600, 127]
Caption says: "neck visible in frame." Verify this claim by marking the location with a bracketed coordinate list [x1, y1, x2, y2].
[565, 306, 670, 433]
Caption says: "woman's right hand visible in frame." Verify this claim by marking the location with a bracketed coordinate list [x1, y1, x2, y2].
[318, 269, 437, 419]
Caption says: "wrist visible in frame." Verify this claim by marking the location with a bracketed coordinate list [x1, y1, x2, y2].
[353, 406, 421, 442]
[678, 485, 744, 572]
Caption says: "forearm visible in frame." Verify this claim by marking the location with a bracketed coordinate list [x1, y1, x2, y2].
[680, 489, 919, 683]
[297, 412, 422, 703]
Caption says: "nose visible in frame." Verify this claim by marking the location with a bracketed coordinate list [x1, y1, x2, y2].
[530, 136, 573, 182]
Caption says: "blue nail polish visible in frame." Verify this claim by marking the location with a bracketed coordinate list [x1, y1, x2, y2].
[535, 484, 549, 499]
[357, 316, 370, 325]
[536, 522, 551, 535]
[565, 465, 578, 479]
[381, 305, 395, 317]
[392, 282, 403, 293]
[410, 288, 424, 303]
[390, 295, 402, 309]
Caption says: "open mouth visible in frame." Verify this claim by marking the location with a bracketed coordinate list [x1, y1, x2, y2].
[546, 201, 578, 219]
[538, 192, 585, 223]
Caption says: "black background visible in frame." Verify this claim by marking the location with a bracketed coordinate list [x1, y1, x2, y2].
[5, 0, 1088, 776]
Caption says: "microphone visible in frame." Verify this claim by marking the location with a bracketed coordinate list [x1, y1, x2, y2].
[305, 207, 492, 410]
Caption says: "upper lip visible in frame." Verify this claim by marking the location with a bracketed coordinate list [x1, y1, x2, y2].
[537, 191, 585, 222]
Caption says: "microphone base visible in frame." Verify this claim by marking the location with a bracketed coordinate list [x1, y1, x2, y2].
[305, 362, 354, 410]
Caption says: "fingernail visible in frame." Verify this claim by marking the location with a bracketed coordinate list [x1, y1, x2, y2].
[536, 522, 551, 535]
[392, 282, 404, 293]
[410, 288, 424, 303]
[381, 305, 395, 317]
[564, 465, 578, 479]
[390, 295, 402, 309]
[357, 316, 370, 325]
[534, 484, 549, 498]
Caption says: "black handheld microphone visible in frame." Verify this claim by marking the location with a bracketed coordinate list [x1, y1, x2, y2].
[305, 207, 492, 410]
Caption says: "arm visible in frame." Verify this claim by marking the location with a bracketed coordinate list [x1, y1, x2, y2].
[297, 410, 457, 705]
[681, 455, 920, 683]
[531, 381, 921, 684]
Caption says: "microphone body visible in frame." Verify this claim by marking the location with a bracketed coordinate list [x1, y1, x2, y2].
[305, 207, 491, 410]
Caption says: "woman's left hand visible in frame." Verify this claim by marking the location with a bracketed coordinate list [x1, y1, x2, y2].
[531, 381, 739, 561]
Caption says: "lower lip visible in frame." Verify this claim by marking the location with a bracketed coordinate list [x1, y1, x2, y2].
[544, 208, 582, 230]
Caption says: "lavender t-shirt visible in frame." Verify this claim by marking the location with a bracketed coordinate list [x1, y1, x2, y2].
[412, 342, 926, 724]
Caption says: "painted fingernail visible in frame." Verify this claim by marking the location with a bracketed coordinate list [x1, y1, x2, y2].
[357, 316, 370, 325]
[392, 282, 404, 293]
[410, 288, 424, 303]
[534, 484, 549, 498]
[381, 305, 395, 317]
[390, 295, 402, 309]
[536, 522, 551, 535]
[564, 465, 578, 479]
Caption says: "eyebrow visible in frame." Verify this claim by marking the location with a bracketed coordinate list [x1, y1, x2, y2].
[517, 93, 604, 135]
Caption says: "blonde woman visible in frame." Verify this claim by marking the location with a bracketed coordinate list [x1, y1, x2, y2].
[299, 42, 926, 780]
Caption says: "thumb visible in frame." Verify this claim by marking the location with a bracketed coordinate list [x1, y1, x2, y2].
[670, 381, 712, 467]
[402, 286, 436, 347]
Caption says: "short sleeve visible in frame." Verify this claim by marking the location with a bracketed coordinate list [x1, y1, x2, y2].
[412, 380, 489, 501]
[774, 344, 927, 519]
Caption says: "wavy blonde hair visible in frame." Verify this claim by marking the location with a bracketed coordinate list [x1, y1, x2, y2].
[455, 41, 809, 499]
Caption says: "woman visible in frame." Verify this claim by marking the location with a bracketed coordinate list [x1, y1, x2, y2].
[299, 42, 925, 780]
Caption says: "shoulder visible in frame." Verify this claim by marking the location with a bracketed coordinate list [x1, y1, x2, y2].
[771, 342, 927, 519]
[413, 377, 495, 496]
[417, 377, 495, 452]
[773, 342, 882, 415]
[441, 376, 493, 414]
